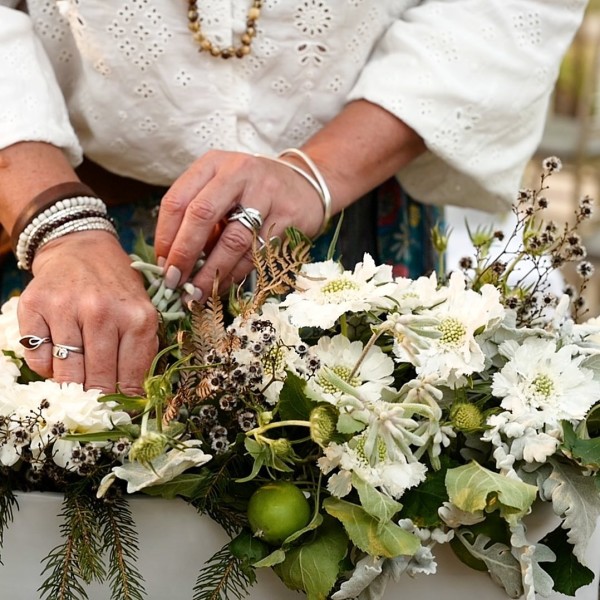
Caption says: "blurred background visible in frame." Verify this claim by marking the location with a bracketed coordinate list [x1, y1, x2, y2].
[446, 1, 600, 314]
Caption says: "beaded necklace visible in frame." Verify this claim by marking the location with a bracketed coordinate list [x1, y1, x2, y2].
[187, 0, 263, 59]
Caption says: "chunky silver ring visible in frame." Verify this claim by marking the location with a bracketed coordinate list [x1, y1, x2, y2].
[227, 205, 264, 231]
[52, 343, 84, 360]
[19, 335, 52, 350]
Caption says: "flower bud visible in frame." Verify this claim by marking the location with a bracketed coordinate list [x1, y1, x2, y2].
[450, 403, 484, 432]
[128, 431, 168, 465]
[309, 404, 338, 447]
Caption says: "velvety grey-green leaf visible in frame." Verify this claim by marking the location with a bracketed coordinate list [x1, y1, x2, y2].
[542, 458, 600, 562]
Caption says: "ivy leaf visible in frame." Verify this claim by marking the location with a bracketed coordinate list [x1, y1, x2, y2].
[399, 461, 450, 528]
[352, 476, 403, 524]
[540, 526, 594, 595]
[541, 458, 600, 562]
[323, 497, 419, 558]
[274, 517, 348, 600]
[562, 420, 600, 469]
[278, 371, 314, 421]
[446, 461, 537, 525]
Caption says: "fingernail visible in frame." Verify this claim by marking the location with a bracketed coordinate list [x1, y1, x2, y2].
[157, 256, 166, 268]
[164, 265, 181, 289]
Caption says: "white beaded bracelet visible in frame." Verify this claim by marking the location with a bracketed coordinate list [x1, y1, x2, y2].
[36, 217, 118, 253]
[278, 148, 332, 236]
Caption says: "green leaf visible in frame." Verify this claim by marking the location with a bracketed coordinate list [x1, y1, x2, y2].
[278, 371, 315, 422]
[274, 516, 348, 600]
[399, 461, 450, 528]
[336, 413, 366, 435]
[446, 461, 537, 525]
[562, 420, 600, 469]
[540, 526, 594, 595]
[323, 497, 420, 558]
[352, 475, 403, 524]
[253, 548, 287, 568]
[140, 473, 212, 499]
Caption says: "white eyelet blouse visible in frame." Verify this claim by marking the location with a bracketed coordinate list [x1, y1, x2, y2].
[0, 0, 587, 211]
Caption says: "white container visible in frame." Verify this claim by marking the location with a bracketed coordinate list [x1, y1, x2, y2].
[1, 492, 598, 600]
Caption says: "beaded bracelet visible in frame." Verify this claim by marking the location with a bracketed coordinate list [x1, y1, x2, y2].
[277, 148, 332, 236]
[15, 197, 111, 270]
[21, 209, 112, 270]
[16, 200, 107, 257]
[36, 216, 117, 253]
[10, 182, 99, 252]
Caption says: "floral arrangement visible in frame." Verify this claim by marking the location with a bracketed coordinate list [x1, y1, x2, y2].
[1, 159, 600, 600]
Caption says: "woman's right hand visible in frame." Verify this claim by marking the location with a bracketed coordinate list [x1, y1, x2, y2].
[17, 229, 159, 395]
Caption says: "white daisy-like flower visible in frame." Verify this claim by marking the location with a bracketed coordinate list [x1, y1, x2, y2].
[394, 272, 505, 385]
[307, 334, 394, 407]
[280, 254, 397, 329]
[492, 337, 600, 428]
[388, 272, 448, 313]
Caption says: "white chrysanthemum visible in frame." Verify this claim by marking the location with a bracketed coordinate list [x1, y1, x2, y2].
[492, 337, 600, 428]
[0, 379, 130, 467]
[0, 297, 23, 357]
[307, 334, 394, 406]
[394, 272, 505, 385]
[280, 254, 397, 329]
[0, 354, 20, 389]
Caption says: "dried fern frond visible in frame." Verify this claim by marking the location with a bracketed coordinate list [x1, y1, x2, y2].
[190, 278, 228, 362]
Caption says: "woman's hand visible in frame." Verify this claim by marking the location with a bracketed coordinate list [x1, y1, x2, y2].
[17, 230, 159, 394]
[153, 150, 327, 302]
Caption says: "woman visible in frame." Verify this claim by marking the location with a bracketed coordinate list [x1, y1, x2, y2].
[0, 0, 587, 394]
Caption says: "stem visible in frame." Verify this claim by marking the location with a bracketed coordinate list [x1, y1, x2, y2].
[247, 419, 310, 437]
[340, 313, 348, 338]
[349, 328, 384, 379]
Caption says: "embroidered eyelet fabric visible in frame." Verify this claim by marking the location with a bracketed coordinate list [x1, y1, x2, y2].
[0, 0, 587, 211]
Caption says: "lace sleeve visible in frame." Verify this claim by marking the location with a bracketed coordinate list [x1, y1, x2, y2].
[348, 0, 587, 212]
[0, 6, 82, 164]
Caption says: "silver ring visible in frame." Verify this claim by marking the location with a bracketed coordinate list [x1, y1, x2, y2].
[19, 335, 52, 350]
[227, 205, 264, 231]
[52, 343, 84, 360]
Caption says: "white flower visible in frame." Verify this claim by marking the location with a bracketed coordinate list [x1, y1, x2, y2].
[281, 254, 397, 329]
[393, 272, 505, 385]
[307, 334, 395, 407]
[492, 337, 600, 428]
[104, 440, 212, 494]
[0, 297, 23, 357]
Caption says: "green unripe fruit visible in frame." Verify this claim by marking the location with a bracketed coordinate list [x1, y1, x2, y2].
[247, 481, 311, 545]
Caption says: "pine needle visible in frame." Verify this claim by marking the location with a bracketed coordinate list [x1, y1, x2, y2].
[0, 484, 17, 566]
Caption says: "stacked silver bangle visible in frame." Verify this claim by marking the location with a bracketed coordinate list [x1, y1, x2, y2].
[15, 195, 117, 271]
[255, 147, 333, 237]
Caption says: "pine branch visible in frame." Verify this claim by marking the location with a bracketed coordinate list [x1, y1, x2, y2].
[39, 485, 106, 600]
[192, 543, 253, 600]
[97, 495, 146, 600]
[0, 484, 17, 566]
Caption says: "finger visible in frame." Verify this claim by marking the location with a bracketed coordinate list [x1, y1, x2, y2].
[154, 152, 222, 262]
[17, 293, 54, 379]
[116, 311, 159, 396]
[161, 174, 246, 288]
[81, 320, 119, 393]
[50, 321, 86, 386]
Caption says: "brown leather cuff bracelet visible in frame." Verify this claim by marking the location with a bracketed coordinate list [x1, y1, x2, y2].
[10, 181, 99, 253]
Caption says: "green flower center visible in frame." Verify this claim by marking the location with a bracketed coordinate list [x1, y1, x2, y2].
[354, 436, 387, 463]
[262, 346, 284, 376]
[438, 317, 466, 347]
[321, 277, 360, 298]
[318, 365, 361, 394]
[451, 403, 484, 431]
[531, 374, 554, 398]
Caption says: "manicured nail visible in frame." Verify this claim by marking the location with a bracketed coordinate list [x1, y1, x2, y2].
[164, 265, 182, 289]
[157, 256, 166, 268]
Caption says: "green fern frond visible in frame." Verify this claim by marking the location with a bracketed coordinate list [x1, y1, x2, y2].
[192, 543, 253, 600]
[97, 495, 146, 600]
